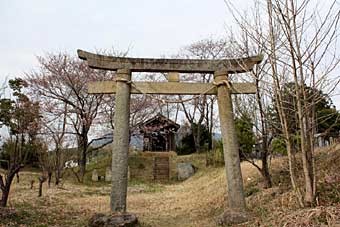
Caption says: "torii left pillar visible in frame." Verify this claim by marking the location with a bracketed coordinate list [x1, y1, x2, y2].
[110, 68, 131, 212]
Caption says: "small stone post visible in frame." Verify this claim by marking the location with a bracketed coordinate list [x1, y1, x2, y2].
[92, 169, 98, 182]
[214, 71, 246, 211]
[38, 176, 47, 197]
[110, 69, 131, 212]
[105, 167, 112, 182]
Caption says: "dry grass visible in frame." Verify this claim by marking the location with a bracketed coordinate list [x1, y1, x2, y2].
[1, 145, 340, 227]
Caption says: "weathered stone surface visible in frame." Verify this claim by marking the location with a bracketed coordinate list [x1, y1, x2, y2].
[78, 49, 263, 73]
[88, 213, 139, 227]
[177, 163, 196, 181]
[92, 169, 98, 182]
[105, 167, 112, 182]
[129, 152, 177, 182]
[88, 81, 256, 95]
[110, 69, 131, 212]
[215, 72, 246, 211]
[216, 211, 252, 226]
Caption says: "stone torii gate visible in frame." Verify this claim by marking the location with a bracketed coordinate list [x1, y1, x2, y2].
[78, 50, 262, 213]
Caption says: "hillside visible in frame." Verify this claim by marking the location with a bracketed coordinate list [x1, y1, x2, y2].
[1, 144, 340, 227]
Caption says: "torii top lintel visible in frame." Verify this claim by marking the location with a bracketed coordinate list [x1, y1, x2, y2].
[77, 50, 263, 74]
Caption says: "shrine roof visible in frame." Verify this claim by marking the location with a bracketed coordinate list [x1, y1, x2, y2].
[139, 114, 180, 133]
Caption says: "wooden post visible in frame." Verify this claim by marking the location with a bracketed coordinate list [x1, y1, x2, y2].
[110, 68, 131, 212]
[214, 71, 246, 211]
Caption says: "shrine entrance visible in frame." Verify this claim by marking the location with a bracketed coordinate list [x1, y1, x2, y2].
[77, 49, 262, 213]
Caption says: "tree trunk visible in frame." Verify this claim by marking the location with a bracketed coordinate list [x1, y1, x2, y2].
[47, 172, 52, 187]
[290, 47, 314, 205]
[55, 168, 61, 185]
[38, 182, 43, 197]
[192, 124, 201, 153]
[265, 0, 305, 207]
[208, 97, 214, 150]
[0, 186, 10, 207]
[78, 134, 88, 183]
[261, 153, 272, 188]
[255, 75, 272, 189]
[282, 110, 305, 207]
[79, 156, 86, 183]
[286, 0, 314, 206]
[0, 165, 22, 207]
[55, 148, 61, 185]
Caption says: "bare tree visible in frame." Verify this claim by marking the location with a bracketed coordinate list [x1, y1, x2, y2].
[40, 102, 68, 185]
[226, 0, 340, 206]
[177, 39, 233, 152]
[37, 149, 53, 188]
[27, 53, 115, 182]
[271, 0, 339, 205]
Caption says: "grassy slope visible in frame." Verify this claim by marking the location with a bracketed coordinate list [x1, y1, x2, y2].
[1, 145, 340, 227]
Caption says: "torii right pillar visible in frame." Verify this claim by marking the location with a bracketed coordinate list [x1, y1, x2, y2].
[214, 71, 246, 211]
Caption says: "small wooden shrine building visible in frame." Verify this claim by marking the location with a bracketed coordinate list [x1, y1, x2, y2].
[139, 114, 180, 152]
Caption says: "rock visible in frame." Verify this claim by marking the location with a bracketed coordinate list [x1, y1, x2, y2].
[216, 210, 252, 226]
[89, 213, 106, 227]
[89, 212, 139, 227]
[177, 163, 196, 181]
[105, 167, 112, 182]
[92, 169, 98, 182]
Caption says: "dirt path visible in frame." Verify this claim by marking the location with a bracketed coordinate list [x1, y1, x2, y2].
[3, 162, 260, 227]
[127, 163, 260, 227]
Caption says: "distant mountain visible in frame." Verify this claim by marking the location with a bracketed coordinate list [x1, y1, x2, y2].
[90, 133, 143, 151]
[90, 133, 113, 148]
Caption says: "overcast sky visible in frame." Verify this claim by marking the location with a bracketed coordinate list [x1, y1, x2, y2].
[0, 0, 240, 78]
[1, 0, 339, 108]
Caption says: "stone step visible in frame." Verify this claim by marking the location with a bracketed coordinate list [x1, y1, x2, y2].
[154, 169, 169, 175]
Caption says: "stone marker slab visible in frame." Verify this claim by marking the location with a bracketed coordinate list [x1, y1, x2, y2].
[92, 169, 98, 182]
[105, 167, 112, 182]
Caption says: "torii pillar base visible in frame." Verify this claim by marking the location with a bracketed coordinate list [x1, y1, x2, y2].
[89, 212, 138, 227]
